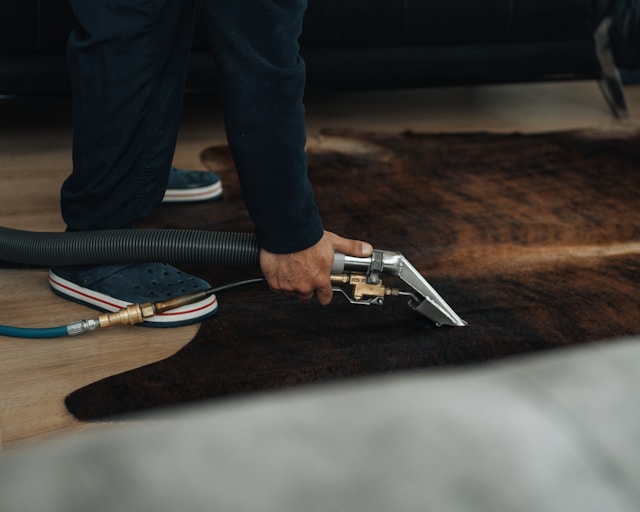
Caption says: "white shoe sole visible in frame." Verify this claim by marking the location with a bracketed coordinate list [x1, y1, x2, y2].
[162, 181, 223, 203]
[49, 271, 219, 327]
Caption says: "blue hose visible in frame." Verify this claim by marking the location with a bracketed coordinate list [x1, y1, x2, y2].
[0, 325, 70, 339]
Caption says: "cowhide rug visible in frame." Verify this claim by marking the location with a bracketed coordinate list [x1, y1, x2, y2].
[65, 125, 640, 420]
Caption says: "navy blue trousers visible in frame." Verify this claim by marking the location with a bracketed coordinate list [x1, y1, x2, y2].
[63, 0, 323, 254]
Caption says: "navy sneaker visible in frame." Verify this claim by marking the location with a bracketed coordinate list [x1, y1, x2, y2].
[162, 166, 223, 204]
[49, 263, 218, 327]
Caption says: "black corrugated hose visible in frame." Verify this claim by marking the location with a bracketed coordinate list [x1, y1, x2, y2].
[0, 226, 261, 267]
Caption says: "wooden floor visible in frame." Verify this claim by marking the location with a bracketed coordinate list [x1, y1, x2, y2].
[1, 80, 639, 451]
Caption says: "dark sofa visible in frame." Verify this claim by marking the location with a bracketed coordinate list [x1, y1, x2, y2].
[1, 1, 639, 117]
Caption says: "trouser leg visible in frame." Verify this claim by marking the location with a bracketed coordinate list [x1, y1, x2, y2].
[62, 0, 200, 230]
[201, 0, 323, 253]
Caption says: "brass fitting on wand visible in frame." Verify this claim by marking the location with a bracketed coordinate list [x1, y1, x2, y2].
[330, 273, 401, 301]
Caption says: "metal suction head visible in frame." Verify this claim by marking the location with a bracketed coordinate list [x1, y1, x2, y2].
[331, 250, 467, 327]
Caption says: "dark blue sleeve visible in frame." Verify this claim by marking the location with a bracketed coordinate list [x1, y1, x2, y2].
[203, 0, 324, 254]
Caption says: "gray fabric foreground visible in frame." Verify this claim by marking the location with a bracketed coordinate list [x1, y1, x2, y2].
[2, 336, 640, 512]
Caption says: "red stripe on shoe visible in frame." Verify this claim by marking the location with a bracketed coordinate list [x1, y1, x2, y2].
[49, 274, 122, 310]
[49, 274, 217, 317]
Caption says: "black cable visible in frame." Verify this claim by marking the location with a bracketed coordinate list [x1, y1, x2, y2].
[206, 277, 266, 295]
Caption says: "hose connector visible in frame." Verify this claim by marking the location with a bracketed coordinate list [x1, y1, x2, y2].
[65, 319, 101, 336]
[97, 303, 156, 328]
[93, 291, 214, 330]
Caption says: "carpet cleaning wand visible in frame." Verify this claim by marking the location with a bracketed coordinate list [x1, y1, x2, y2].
[0, 226, 466, 336]
[331, 250, 467, 327]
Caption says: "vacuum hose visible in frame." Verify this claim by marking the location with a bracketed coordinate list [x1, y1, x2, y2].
[0, 226, 260, 267]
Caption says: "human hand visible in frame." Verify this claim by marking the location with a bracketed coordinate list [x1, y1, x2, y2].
[259, 230, 373, 305]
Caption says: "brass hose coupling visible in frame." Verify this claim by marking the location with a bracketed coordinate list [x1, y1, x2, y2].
[64, 290, 214, 336]
[97, 303, 156, 328]
[97, 290, 211, 328]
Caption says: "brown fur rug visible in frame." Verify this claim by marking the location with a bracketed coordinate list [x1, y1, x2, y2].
[65, 126, 640, 420]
